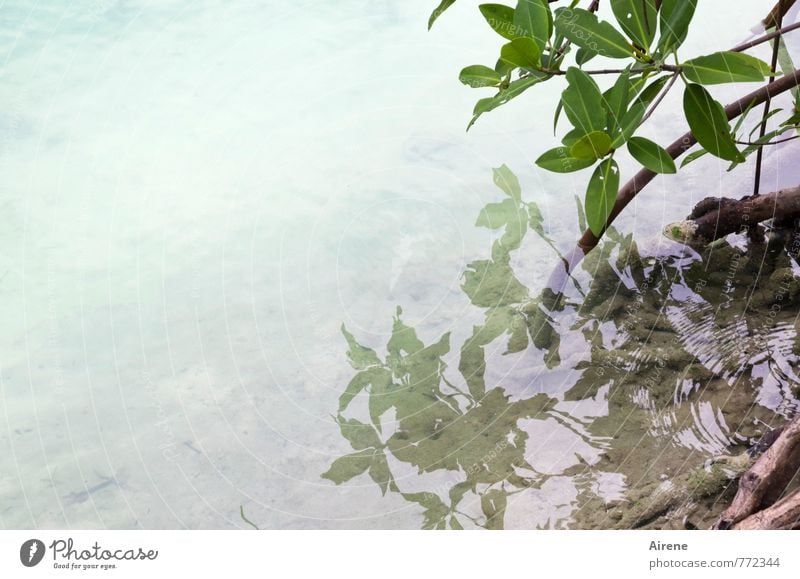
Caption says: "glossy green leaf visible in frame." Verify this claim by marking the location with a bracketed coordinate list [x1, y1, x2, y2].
[570, 130, 612, 160]
[683, 83, 744, 163]
[561, 127, 585, 147]
[553, 99, 564, 133]
[459, 65, 503, 88]
[585, 158, 620, 236]
[657, 0, 697, 53]
[562, 67, 605, 133]
[631, 75, 669, 109]
[554, 7, 633, 59]
[500, 37, 541, 69]
[535, 147, 596, 173]
[680, 148, 708, 168]
[575, 47, 597, 66]
[627, 136, 676, 173]
[480, 4, 517, 40]
[428, 0, 458, 29]
[777, 37, 800, 112]
[495, 57, 514, 76]
[682, 51, 772, 85]
[610, 101, 645, 148]
[610, 0, 657, 51]
[468, 75, 546, 129]
[514, 0, 552, 50]
[602, 67, 632, 135]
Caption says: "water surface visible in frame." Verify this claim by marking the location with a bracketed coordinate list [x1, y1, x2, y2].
[1, 1, 799, 529]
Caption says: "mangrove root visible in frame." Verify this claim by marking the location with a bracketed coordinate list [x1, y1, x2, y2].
[714, 413, 800, 529]
[664, 186, 800, 245]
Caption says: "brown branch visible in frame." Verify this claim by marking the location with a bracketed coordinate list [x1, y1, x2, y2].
[543, 69, 800, 296]
[670, 186, 800, 244]
[733, 487, 800, 529]
[714, 413, 800, 529]
[764, 0, 798, 29]
[731, 21, 800, 53]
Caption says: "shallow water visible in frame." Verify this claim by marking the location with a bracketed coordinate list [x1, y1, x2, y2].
[1, 1, 799, 529]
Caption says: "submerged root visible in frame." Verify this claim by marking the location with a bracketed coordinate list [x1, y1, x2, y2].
[714, 413, 800, 530]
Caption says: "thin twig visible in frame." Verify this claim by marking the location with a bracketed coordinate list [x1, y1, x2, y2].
[753, 0, 788, 196]
[731, 21, 800, 53]
[736, 134, 799, 146]
[641, 72, 679, 125]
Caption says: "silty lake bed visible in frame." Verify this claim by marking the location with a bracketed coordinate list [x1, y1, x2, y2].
[1, 1, 800, 529]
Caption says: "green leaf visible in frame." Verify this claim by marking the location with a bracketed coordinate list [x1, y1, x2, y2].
[459, 65, 503, 88]
[657, 0, 696, 53]
[610, 0, 657, 51]
[627, 136, 676, 173]
[561, 127, 585, 147]
[321, 450, 374, 484]
[575, 194, 588, 232]
[514, 0, 552, 50]
[610, 101, 645, 148]
[602, 67, 632, 136]
[575, 47, 597, 66]
[493, 164, 522, 201]
[682, 52, 772, 85]
[553, 99, 564, 134]
[494, 57, 514, 76]
[428, 0, 458, 29]
[468, 75, 546, 129]
[570, 130, 612, 160]
[554, 7, 633, 59]
[680, 148, 707, 168]
[535, 147, 596, 173]
[683, 83, 744, 163]
[480, 4, 517, 40]
[500, 37, 541, 69]
[562, 67, 605, 133]
[585, 158, 620, 237]
[777, 37, 800, 113]
[631, 75, 668, 109]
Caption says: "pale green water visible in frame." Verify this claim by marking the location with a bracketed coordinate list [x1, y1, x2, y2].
[1, 1, 799, 529]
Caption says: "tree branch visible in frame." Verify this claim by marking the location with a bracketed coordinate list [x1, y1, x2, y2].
[543, 69, 800, 296]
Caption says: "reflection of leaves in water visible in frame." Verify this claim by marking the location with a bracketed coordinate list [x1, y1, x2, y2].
[323, 167, 558, 529]
[324, 164, 800, 529]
